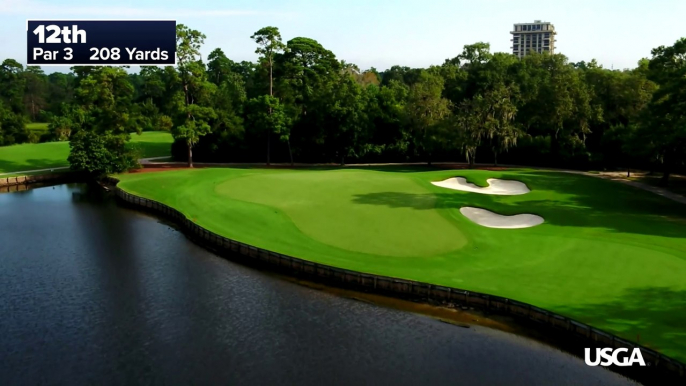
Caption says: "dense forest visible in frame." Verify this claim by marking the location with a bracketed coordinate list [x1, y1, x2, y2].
[1, 25, 684, 181]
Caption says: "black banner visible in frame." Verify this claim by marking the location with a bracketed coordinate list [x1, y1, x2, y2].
[26, 20, 176, 65]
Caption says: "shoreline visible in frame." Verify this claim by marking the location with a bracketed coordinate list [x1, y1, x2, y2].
[111, 179, 685, 385]
[0, 172, 84, 191]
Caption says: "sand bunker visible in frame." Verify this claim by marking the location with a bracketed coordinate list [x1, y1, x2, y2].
[460, 207, 544, 229]
[432, 177, 531, 195]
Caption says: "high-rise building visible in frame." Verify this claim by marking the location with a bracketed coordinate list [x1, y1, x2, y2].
[510, 20, 556, 58]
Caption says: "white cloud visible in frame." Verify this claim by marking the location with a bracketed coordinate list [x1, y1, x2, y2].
[1, 0, 261, 18]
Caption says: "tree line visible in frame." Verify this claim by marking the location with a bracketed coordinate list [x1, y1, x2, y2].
[1, 25, 684, 182]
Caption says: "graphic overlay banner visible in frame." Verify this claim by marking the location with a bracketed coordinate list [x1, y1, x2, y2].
[27, 20, 176, 65]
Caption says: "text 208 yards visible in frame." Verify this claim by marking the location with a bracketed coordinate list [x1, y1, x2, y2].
[31, 24, 170, 62]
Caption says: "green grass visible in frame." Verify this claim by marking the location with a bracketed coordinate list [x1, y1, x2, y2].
[25, 122, 49, 131]
[631, 175, 686, 196]
[0, 131, 173, 174]
[0, 169, 72, 178]
[116, 166, 686, 362]
[126, 131, 174, 158]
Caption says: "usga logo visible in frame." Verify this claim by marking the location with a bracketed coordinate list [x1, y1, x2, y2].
[584, 348, 647, 367]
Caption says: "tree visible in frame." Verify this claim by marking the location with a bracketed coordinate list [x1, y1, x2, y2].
[172, 24, 216, 167]
[251, 27, 286, 97]
[48, 107, 81, 141]
[517, 53, 601, 165]
[65, 67, 140, 176]
[277, 37, 341, 114]
[277, 37, 341, 162]
[380, 66, 422, 87]
[251, 27, 287, 164]
[458, 42, 493, 67]
[207, 48, 236, 86]
[22, 66, 47, 121]
[0, 59, 25, 106]
[4, 27, 682, 174]
[46, 72, 75, 115]
[0, 100, 26, 145]
[445, 110, 480, 168]
[0, 60, 27, 145]
[324, 75, 368, 165]
[246, 95, 291, 163]
[639, 38, 686, 184]
[211, 75, 246, 157]
[138, 66, 167, 105]
[406, 70, 450, 163]
[579, 59, 656, 171]
[68, 131, 137, 175]
[366, 80, 411, 160]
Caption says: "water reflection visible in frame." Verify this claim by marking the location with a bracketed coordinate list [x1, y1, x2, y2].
[0, 184, 637, 385]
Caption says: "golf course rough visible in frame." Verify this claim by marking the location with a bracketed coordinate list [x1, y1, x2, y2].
[115, 167, 686, 362]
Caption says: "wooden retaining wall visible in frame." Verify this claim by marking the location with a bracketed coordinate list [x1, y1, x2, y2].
[115, 186, 685, 382]
[0, 172, 79, 190]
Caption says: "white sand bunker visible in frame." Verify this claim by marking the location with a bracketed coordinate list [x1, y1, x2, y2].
[432, 177, 531, 195]
[460, 207, 544, 229]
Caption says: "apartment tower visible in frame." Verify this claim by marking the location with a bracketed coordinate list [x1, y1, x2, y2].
[510, 20, 556, 58]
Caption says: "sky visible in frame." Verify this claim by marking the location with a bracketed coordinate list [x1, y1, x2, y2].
[1, 0, 685, 73]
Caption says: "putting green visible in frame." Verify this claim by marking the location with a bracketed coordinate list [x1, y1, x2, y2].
[0, 132, 173, 174]
[115, 166, 686, 362]
[218, 171, 467, 257]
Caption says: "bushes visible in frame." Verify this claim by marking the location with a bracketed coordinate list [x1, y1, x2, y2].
[68, 131, 138, 176]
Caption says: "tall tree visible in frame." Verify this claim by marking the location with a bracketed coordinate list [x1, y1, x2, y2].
[46, 72, 75, 115]
[172, 24, 216, 167]
[406, 70, 450, 164]
[518, 53, 601, 164]
[366, 80, 411, 160]
[207, 48, 236, 86]
[246, 95, 291, 163]
[277, 37, 341, 162]
[639, 38, 686, 183]
[480, 84, 520, 166]
[22, 66, 47, 121]
[0, 59, 26, 114]
[251, 26, 287, 164]
[324, 75, 368, 165]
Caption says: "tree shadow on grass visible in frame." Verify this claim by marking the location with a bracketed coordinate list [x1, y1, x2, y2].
[345, 165, 436, 173]
[127, 142, 172, 159]
[555, 286, 686, 360]
[0, 158, 69, 174]
[351, 171, 686, 239]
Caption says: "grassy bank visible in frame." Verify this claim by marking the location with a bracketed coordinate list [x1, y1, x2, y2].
[0, 132, 173, 174]
[115, 166, 686, 362]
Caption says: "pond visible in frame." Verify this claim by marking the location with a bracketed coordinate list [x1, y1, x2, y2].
[0, 183, 636, 385]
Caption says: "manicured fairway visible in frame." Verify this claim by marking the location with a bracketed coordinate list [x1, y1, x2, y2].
[0, 132, 173, 174]
[115, 166, 686, 361]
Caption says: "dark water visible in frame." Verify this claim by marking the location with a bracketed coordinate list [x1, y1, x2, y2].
[0, 184, 636, 386]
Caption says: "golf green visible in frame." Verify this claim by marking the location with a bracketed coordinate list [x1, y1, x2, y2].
[0, 132, 173, 174]
[115, 166, 686, 361]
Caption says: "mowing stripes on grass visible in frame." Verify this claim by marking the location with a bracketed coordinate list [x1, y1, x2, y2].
[115, 167, 686, 362]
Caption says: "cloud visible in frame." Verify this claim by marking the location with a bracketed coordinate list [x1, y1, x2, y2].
[2, 0, 261, 18]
